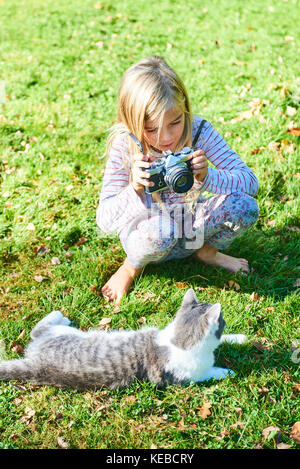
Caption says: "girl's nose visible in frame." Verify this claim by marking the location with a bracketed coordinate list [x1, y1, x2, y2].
[159, 127, 172, 144]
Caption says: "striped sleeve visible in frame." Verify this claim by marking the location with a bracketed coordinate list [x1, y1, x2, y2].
[193, 120, 259, 196]
[96, 135, 147, 234]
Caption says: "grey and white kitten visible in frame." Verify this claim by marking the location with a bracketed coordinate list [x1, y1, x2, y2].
[0, 289, 247, 390]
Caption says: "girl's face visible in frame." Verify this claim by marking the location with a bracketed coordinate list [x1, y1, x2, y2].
[144, 107, 185, 153]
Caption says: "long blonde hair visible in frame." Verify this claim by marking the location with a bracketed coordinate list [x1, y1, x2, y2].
[106, 56, 193, 165]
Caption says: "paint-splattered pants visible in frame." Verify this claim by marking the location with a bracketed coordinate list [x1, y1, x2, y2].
[119, 192, 259, 269]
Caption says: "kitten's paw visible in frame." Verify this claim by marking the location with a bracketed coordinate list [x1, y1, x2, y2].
[60, 317, 71, 326]
[221, 334, 248, 345]
[233, 334, 248, 344]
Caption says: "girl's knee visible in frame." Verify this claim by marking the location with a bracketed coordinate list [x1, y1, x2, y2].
[225, 192, 259, 224]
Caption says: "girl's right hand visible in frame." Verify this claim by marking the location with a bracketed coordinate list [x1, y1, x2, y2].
[131, 153, 155, 195]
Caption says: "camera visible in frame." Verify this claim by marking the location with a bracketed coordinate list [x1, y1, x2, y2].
[144, 147, 194, 194]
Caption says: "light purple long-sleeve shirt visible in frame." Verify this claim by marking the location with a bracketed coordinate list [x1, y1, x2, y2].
[96, 116, 259, 234]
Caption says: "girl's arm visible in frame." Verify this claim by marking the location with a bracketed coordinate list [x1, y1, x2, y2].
[96, 135, 147, 234]
[193, 120, 259, 196]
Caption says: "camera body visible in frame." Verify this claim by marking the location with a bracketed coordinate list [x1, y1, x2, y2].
[144, 147, 194, 194]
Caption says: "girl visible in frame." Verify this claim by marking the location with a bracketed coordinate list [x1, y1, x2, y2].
[97, 56, 259, 305]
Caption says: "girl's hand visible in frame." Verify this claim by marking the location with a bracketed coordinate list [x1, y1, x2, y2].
[131, 153, 155, 195]
[188, 150, 208, 183]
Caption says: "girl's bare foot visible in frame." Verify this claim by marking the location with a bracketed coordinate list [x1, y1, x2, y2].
[193, 243, 249, 273]
[101, 258, 143, 306]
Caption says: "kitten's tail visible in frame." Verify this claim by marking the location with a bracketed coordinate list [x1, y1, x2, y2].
[0, 359, 34, 382]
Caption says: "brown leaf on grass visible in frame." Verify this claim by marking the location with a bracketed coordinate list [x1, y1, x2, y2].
[51, 257, 61, 265]
[277, 442, 292, 449]
[98, 317, 112, 329]
[251, 147, 265, 155]
[230, 420, 244, 430]
[13, 397, 23, 406]
[252, 339, 273, 352]
[11, 344, 24, 355]
[258, 386, 269, 395]
[268, 141, 280, 152]
[250, 292, 259, 302]
[74, 237, 88, 246]
[216, 429, 230, 441]
[228, 280, 241, 291]
[34, 246, 51, 256]
[174, 282, 190, 289]
[287, 127, 300, 137]
[262, 426, 282, 442]
[292, 383, 300, 393]
[286, 106, 297, 117]
[290, 422, 300, 444]
[262, 306, 275, 312]
[197, 401, 212, 419]
[57, 437, 68, 449]
[33, 274, 43, 283]
[231, 98, 269, 124]
[21, 407, 35, 425]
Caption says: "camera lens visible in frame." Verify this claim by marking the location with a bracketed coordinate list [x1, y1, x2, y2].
[165, 167, 194, 193]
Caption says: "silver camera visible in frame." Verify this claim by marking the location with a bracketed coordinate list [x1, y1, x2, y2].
[144, 147, 194, 194]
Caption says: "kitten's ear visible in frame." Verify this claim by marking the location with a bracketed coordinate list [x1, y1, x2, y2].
[206, 303, 221, 324]
[181, 289, 199, 308]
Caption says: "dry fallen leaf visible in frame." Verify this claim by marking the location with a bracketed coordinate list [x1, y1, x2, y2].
[258, 386, 269, 395]
[57, 436, 68, 449]
[74, 237, 88, 246]
[230, 420, 244, 430]
[250, 292, 259, 302]
[98, 317, 112, 329]
[33, 275, 43, 283]
[51, 257, 61, 265]
[292, 383, 300, 393]
[174, 282, 190, 289]
[277, 442, 292, 449]
[231, 98, 269, 124]
[228, 280, 241, 291]
[286, 106, 297, 117]
[290, 422, 300, 444]
[262, 426, 282, 442]
[34, 246, 51, 256]
[287, 127, 300, 137]
[251, 147, 265, 155]
[252, 339, 272, 352]
[197, 401, 212, 419]
[216, 429, 230, 440]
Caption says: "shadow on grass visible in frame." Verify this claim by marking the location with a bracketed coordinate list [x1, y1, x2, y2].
[214, 342, 299, 381]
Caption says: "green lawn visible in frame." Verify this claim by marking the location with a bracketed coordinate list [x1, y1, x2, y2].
[0, 0, 299, 449]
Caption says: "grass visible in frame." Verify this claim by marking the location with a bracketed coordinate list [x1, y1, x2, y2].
[0, 0, 299, 449]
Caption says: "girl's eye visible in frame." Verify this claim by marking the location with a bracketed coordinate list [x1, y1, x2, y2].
[146, 128, 157, 133]
[171, 120, 181, 126]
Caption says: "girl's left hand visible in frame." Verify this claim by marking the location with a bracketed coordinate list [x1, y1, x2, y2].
[189, 150, 208, 183]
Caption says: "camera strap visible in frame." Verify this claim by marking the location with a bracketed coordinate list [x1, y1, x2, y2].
[192, 119, 207, 148]
[129, 132, 145, 154]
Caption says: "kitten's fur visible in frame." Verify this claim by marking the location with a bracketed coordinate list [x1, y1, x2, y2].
[0, 289, 247, 390]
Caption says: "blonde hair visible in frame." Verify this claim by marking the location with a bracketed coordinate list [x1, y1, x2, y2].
[106, 56, 192, 164]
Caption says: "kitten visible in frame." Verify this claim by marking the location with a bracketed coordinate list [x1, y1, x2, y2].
[0, 289, 247, 390]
